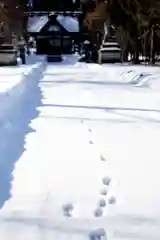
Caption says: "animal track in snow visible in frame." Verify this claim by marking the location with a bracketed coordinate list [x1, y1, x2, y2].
[94, 207, 103, 217]
[102, 176, 111, 186]
[62, 203, 73, 217]
[99, 199, 106, 207]
[100, 188, 108, 196]
[100, 155, 106, 161]
[89, 228, 106, 239]
[108, 196, 116, 205]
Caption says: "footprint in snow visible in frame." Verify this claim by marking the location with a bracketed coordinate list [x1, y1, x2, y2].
[102, 176, 111, 186]
[62, 203, 73, 217]
[99, 199, 106, 207]
[100, 188, 108, 196]
[89, 228, 106, 240]
[108, 196, 116, 205]
[89, 141, 93, 144]
[94, 207, 103, 217]
[100, 155, 106, 161]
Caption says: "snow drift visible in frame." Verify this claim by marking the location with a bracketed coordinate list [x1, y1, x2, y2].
[0, 58, 46, 210]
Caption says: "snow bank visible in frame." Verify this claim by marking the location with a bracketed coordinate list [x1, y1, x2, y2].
[0, 61, 45, 122]
[0, 57, 46, 209]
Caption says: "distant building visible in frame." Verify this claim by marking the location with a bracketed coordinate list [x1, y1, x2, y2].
[28, 13, 79, 54]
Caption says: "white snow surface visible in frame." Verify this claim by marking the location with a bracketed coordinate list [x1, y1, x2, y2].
[0, 55, 160, 239]
[0, 56, 45, 121]
[57, 15, 79, 32]
[28, 15, 79, 33]
[28, 16, 48, 33]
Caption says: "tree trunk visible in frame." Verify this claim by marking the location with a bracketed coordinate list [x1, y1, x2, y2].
[116, 27, 128, 62]
[150, 26, 155, 64]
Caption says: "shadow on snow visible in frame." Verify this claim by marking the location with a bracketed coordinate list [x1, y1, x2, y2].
[0, 62, 44, 209]
[42, 103, 160, 113]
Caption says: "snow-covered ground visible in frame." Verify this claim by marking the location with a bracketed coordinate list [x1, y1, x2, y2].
[0, 55, 160, 239]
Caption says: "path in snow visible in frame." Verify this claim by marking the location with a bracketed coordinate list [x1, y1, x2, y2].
[0, 56, 160, 239]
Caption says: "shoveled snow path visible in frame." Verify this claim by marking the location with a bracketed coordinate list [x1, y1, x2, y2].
[0, 57, 160, 239]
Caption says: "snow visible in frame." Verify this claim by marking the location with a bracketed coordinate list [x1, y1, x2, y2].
[0, 55, 160, 239]
[28, 16, 48, 33]
[28, 15, 79, 33]
[100, 47, 121, 51]
[103, 42, 119, 46]
[0, 55, 45, 207]
[0, 57, 45, 120]
[57, 15, 79, 32]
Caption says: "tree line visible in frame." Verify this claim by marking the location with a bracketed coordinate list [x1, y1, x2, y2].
[81, 0, 160, 63]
